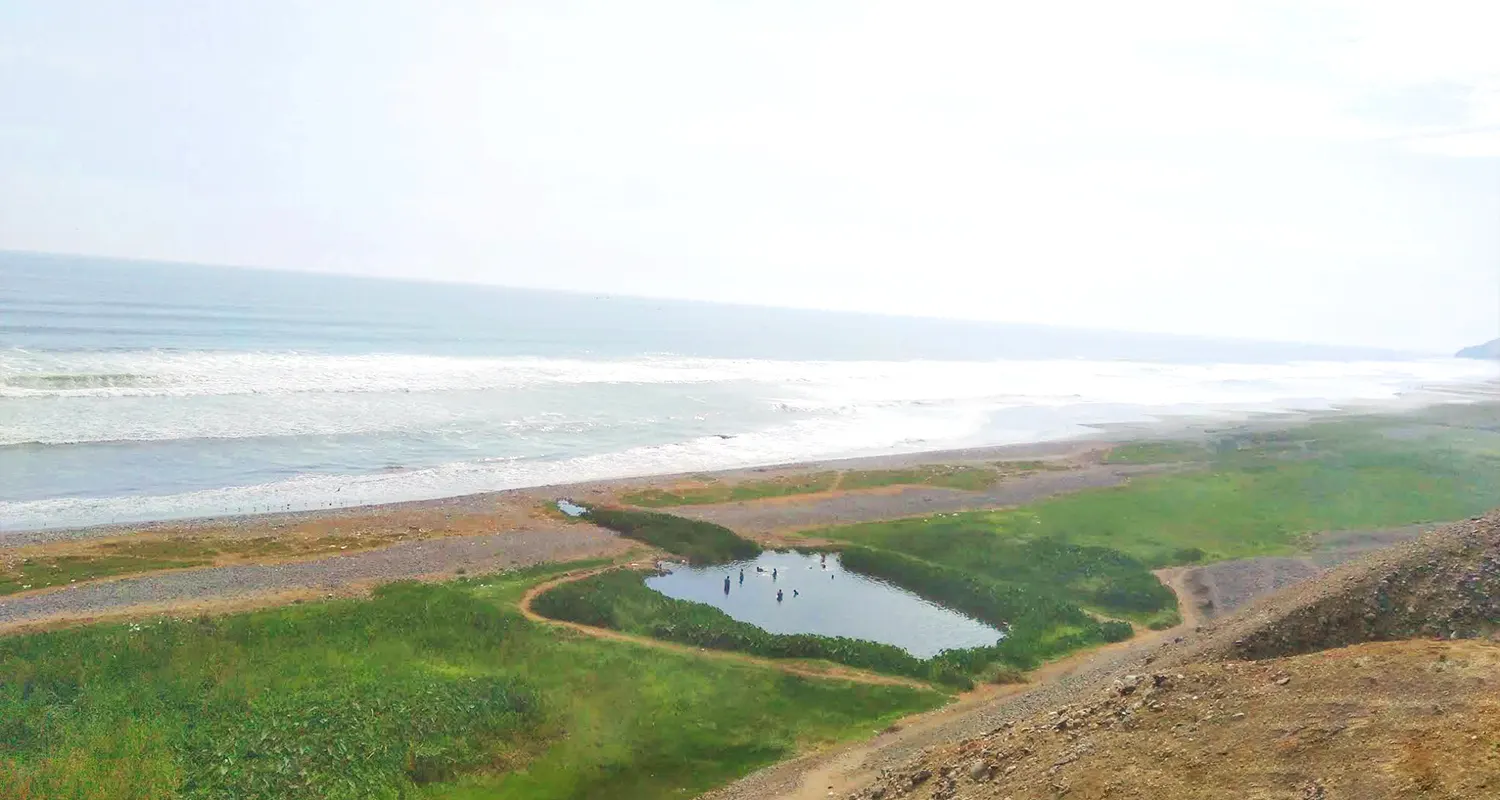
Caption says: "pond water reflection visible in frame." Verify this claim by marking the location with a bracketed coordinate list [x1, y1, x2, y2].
[646, 551, 1004, 658]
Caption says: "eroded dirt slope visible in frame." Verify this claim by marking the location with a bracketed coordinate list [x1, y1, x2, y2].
[859, 639, 1500, 800]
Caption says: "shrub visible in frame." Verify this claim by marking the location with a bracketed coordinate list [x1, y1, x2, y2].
[1098, 620, 1134, 642]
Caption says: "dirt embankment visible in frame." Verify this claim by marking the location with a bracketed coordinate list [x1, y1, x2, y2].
[830, 512, 1500, 800]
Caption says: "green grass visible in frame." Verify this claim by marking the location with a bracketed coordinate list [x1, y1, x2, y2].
[835, 547, 1135, 669]
[0, 562, 941, 800]
[795, 409, 1500, 667]
[840, 465, 1000, 492]
[0, 553, 201, 596]
[582, 508, 762, 564]
[619, 463, 1049, 508]
[531, 569, 980, 689]
[620, 473, 838, 507]
[0, 535, 407, 596]
[1103, 440, 1212, 464]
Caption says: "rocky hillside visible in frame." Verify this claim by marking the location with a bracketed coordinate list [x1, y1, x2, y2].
[845, 511, 1500, 800]
[1217, 515, 1500, 661]
[857, 639, 1500, 799]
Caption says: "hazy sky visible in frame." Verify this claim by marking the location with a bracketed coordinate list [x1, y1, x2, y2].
[2, 2, 1497, 352]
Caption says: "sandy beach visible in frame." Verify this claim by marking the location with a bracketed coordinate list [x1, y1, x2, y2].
[0, 434, 1143, 631]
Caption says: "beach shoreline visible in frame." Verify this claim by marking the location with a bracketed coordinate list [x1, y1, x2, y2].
[3, 432, 1118, 545]
[0, 400, 1470, 544]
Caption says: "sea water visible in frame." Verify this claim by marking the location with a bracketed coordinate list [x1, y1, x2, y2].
[3, 251, 1497, 531]
[646, 551, 1005, 658]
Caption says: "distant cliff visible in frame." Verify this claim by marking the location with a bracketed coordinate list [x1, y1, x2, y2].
[1457, 338, 1500, 359]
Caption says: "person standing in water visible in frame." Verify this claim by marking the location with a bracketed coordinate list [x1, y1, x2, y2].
[738, 569, 744, 585]
[723, 575, 731, 595]
[776, 589, 784, 602]
[772, 568, 778, 580]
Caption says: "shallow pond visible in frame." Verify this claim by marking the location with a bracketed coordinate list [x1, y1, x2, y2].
[646, 551, 1005, 658]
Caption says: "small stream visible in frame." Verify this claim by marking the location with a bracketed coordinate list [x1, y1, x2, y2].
[646, 551, 1005, 658]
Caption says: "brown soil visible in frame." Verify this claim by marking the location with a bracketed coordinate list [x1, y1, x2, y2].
[866, 638, 1500, 800]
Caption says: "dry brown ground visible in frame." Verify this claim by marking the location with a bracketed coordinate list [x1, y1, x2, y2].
[875, 638, 1500, 800]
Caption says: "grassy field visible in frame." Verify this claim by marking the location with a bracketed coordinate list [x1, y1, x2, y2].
[804, 410, 1500, 640]
[835, 547, 1138, 667]
[582, 507, 762, 564]
[532, 569, 980, 689]
[618, 463, 1055, 508]
[619, 473, 839, 507]
[838, 465, 1003, 492]
[0, 562, 940, 800]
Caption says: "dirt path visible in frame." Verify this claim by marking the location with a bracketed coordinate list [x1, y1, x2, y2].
[1153, 566, 1207, 629]
[517, 566, 934, 690]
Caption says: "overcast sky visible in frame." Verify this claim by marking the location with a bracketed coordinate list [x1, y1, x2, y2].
[2, 1, 1497, 352]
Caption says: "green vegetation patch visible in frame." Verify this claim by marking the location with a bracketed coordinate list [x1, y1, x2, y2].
[583, 507, 762, 564]
[840, 465, 1001, 492]
[620, 462, 1053, 508]
[836, 547, 1134, 669]
[802, 409, 1500, 665]
[620, 472, 838, 507]
[0, 535, 397, 597]
[1103, 440, 1212, 464]
[0, 563, 940, 800]
[531, 569, 981, 689]
[835, 532, 1173, 620]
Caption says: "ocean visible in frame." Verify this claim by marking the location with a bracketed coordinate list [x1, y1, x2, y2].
[3, 250, 1496, 532]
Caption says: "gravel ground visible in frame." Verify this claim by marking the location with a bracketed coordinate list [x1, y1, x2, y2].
[1181, 524, 1435, 618]
[0, 526, 627, 629]
[673, 465, 1163, 535]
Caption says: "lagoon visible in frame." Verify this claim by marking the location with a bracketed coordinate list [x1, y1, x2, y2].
[646, 551, 1004, 658]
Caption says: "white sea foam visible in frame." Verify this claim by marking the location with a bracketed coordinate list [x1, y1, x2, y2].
[3, 349, 1497, 529]
[4, 349, 1494, 401]
[3, 360, 1498, 531]
[0, 410, 984, 530]
[2, 350, 1495, 446]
